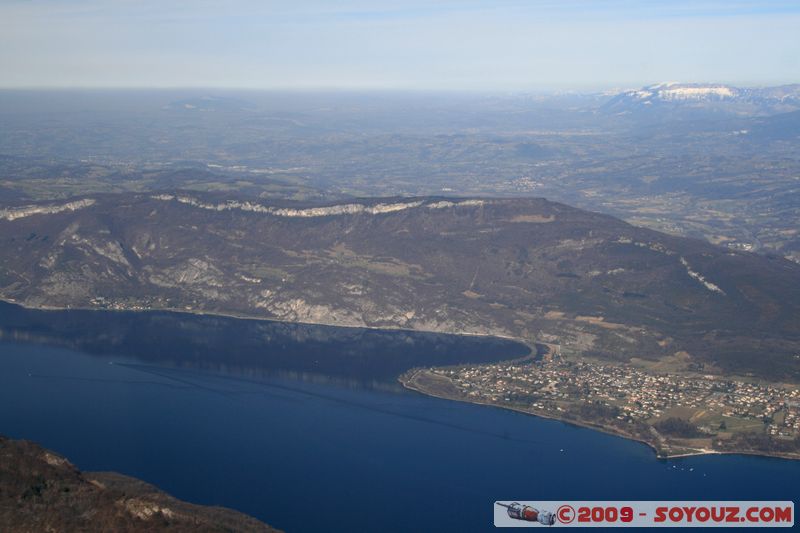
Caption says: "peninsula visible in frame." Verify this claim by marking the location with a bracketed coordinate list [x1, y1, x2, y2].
[400, 352, 800, 460]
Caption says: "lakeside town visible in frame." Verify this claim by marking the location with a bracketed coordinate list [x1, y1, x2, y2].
[402, 355, 800, 458]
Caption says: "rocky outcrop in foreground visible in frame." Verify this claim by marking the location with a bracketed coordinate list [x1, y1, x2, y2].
[0, 435, 279, 532]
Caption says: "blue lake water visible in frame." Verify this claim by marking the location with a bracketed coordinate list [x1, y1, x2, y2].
[0, 303, 798, 532]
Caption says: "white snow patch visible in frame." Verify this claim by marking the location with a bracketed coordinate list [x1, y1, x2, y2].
[659, 86, 735, 100]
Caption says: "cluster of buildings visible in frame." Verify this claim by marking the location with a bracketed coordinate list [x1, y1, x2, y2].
[430, 359, 800, 437]
[88, 296, 170, 312]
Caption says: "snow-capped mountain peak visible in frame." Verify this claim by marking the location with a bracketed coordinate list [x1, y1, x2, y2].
[602, 82, 800, 115]
[622, 83, 738, 102]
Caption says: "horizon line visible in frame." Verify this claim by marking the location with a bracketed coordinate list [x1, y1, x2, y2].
[1, 80, 798, 94]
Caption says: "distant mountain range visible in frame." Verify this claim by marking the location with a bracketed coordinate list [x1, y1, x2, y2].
[602, 82, 800, 116]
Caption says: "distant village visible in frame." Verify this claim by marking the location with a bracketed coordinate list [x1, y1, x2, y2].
[430, 358, 800, 439]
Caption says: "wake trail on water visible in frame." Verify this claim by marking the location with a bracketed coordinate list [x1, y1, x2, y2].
[26, 372, 193, 390]
[117, 362, 547, 447]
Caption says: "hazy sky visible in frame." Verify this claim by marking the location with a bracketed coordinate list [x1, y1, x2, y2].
[1, 0, 798, 90]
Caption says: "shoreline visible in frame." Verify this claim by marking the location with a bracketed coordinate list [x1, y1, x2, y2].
[399, 369, 800, 462]
[4, 297, 799, 462]
[0, 297, 532, 346]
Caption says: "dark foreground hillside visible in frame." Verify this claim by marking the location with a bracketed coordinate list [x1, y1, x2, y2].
[1, 193, 799, 380]
[0, 435, 279, 532]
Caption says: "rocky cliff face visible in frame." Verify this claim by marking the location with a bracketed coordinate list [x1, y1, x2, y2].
[1, 192, 799, 380]
[0, 199, 95, 221]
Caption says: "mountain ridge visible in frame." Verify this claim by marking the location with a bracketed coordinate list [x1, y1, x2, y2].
[603, 82, 800, 116]
[1, 192, 798, 381]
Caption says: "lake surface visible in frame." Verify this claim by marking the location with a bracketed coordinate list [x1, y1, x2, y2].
[0, 302, 798, 532]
